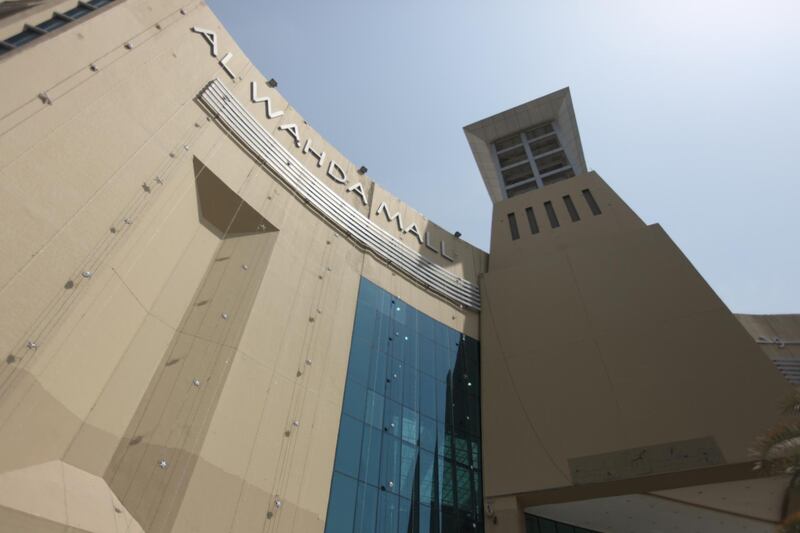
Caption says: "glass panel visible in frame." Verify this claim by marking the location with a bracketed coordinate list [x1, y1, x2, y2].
[445, 329, 461, 348]
[435, 343, 455, 383]
[541, 167, 575, 186]
[334, 415, 363, 478]
[358, 278, 385, 310]
[389, 324, 410, 360]
[535, 151, 570, 175]
[403, 365, 419, 411]
[471, 439, 482, 471]
[398, 497, 412, 533]
[468, 396, 481, 437]
[454, 436, 470, 467]
[473, 466, 483, 519]
[437, 420, 450, 459]
[399, 442, 417, 498]
[381, 435, 401, 490]
[368, 350, 387, 392]
[441, 459, 455, 507]
[88, 0, 113, 6]
[539, 518, 558, 533]
[419, 373, 436, 420]
[529, 134, 561, 156]
[401, 407, 418, 445]
[524, 122, 554, 139]
[526, 515, 603, 533]
[464, 338, 480, 388]
[401, 331, 418, 371]
[384, 398, 402, 438]
[343, 380, 367, 421]
[440, 509, 456, 532]
[419, 342, 436, 377]
[352, 305, 376, 338]
[493, 132, 522, 152]
[497, 146, 527, 168]
[324, 473, 358, 533]
[456, 464, 473, 511]
[436, 379, 451, 424]
[419, 504, 432, 533]
[419, 450, 434, 505]
[347, 337, 372, 386]
[354, 482, 378, 533]
[365, 390, 384, 429]
[506, 180, 538, 198]
[377, 491, 399, 533]
[391, 299, 408, 324]
[526, 515, 542, 533]
[418, 312, 435, 342]
[387, 357, 404, 404]
[327, 277, 483, 532]
[373, 313, 391, 349]
[419, 415, 436, 452]
[359, 425, 381, 485]
[501, 162, 534, 186]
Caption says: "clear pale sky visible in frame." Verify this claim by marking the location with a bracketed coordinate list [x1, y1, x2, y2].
[207, 0, 799, 314]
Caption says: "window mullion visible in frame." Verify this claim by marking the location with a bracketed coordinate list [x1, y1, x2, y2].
[520, 133, 542, 189]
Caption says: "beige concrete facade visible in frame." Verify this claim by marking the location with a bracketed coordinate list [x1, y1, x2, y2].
[0, 1, 484, 531]
[477, 172, 792, 532]
[0, 1, 793, 532]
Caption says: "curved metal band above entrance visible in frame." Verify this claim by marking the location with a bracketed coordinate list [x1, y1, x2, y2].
[197, 79, 482, 311]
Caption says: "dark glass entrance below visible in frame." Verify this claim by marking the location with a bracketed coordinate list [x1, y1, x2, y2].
[324, 278, 483, 533]
[526, 514, 602, 533]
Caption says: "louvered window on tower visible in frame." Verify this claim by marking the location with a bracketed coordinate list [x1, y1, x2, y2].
[582, 188, 602, 216]
[491, 121, 576, 199]
[507, 213, 520, 241]
[772, 358, 800, 385]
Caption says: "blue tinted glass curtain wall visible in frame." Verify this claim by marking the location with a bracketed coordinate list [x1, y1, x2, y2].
[324, 278, 484, 533]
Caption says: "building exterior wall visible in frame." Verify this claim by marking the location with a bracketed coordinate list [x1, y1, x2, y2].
[480, 171, 792, 516]
[0, 1, 793, 532]
[324, 278, 483, 532]
[736, 314, 800, 385]
[0, 1, 484, 531]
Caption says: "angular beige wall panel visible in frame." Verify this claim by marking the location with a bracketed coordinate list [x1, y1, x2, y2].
[0, 3, 485, 532]
[481, 172, 792, 505]
[0, 460, 143, 533]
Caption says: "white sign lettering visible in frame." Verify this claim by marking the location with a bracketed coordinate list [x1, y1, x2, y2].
[191, 27, 236, 79]
[376, 202, 404, 232]
[251, 81, 284, 119]
[192, 28, 455, 261]
[302, 139, 325, 167]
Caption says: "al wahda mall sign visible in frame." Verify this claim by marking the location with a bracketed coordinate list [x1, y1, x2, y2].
[191, 26, 457, 262]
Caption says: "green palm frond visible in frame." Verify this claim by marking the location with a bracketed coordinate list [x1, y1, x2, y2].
[781, 391, 800, 416]
[752, 423, 800, 472]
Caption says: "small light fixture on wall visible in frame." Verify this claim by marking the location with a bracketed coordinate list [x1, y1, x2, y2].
[357, 166, 368, 175]
[267, 78, 278, 88]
